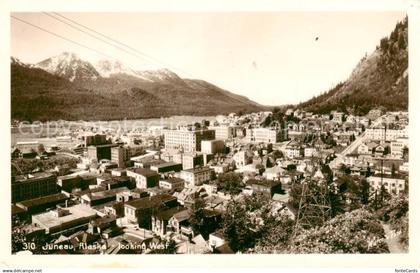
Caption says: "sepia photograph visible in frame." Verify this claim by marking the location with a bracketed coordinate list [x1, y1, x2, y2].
[8, 10, 410, 256]
[2, 0, 419, 271]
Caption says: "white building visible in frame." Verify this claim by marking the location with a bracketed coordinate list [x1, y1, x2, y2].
[159, 177, 185, 191]
[304, 147, 317, 158]
[390, 137, 408, 158]
[180, 167, 213, 187]
[208, 126, 237, 140]
[163, 129, 215, 153]
[285, 141, 303, 159]
[245, 128, 280, 143]
[233, 151, 251, 169]
[367, 175, 406, 195]
[263, 165, 287, 181]
[366, 127, 408, 142]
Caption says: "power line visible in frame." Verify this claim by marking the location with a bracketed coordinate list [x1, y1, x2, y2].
[40, 12, 251, 106]
[50, 12, 195, 78]
[12, 14, 248, 105]
[42, 12, 157, 69]
[11, 15, 118, 62]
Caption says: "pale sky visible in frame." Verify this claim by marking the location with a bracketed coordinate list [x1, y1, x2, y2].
[11, 12, 406, 106]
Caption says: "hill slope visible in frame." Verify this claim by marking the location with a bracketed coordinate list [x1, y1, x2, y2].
[298, 17, 408, 115]
[11, 56, 264, 121]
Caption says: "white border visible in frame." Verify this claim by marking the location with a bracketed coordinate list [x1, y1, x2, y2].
[1, 0, 419, 268]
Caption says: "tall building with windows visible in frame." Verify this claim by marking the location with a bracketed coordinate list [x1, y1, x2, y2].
[245, 128, 281, 143]
[208, 126, 237, 140]
[84, 134, 107, 147]
[366, 127, 408, 142]
[180, 167, 213, 187]
[111, 146, 131, 168]
[163, 128, 215, 152]
[12, 172, 58, 202]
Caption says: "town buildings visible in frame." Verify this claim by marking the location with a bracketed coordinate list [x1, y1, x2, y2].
[10, 109, 409, 254]
[201, 139, 225, 154]
[180, 167, 213, 187]
[367, 175, 406, 195]
[208, 125, 237, 140]
[12, 172, 58, 202]
[163, 128, 215, 152]
[111, 146, 131, 168]
[245, 128, 281, 143]
[126, 168, 159, 189]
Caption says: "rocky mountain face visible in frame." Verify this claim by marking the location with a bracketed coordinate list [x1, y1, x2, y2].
[11, 53, 264, 121]
[35, 52, 100, 82]
[298, 17, 408, 115]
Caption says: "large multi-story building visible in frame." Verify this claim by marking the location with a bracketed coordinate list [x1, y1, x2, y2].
[245, 128, 281, 143]
[182, 153, 204, 170]
[163, 129, 215, 153]
[366, 127, 408, 142]
[84, 134, 107, 147]
[390, 137, 408, 158]
[180, 167, 213, 187]
[87, 143, 119, 162]
[367, 175, 406, 195]
[12, 172, 58, 203]
[208, 126, 237, 140]
[111, 146, 131, 168]
[201, 139, 225, 154]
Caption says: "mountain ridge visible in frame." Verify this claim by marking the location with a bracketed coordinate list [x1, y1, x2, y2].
[11, 54, 265, 121]
[297, 17, 408, 115]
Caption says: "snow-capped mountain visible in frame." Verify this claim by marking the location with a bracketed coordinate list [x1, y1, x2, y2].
[95, 59, 142, 78]
[12, 51, 264, 121]
[136, 68, 183, 83]
[32, 52, 184, 83]
[11, 57, 29, 67]
[35, 52, 100, 82]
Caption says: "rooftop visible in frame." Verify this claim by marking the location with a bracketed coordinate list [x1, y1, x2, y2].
[14, 172, 56, 184]
[155, 206, 188, 221]
[182, 166, 212, 174]
[127, 167, 159, 177]
[83, 187, 129, 201]
[124, 194, 176, 210]
[160, 177, 185, 184]
[32, 204, 97, 229]
[151, 161, 182, 168]
[88, 143, 119, 148]
[16, 193, 69, 209]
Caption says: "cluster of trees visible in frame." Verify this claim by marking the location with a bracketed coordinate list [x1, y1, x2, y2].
[297, 17, 408, 116]
[12, 61, 262, 122]
[287, 209, 389, 253]
[12, 155, 79, 175]
[189, 198, 221, 239]
[215, 173, 245, 195]
[320, 132, 337, 147]
[222, 194, 277, 252]
[260, 107, 300, 129]
[219, 183, 395, 254]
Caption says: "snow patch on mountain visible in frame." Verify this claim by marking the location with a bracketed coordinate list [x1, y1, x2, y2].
[136, 68, 183, 82]
[35, 52, 100, 82]
[17, 51, 185, 83]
